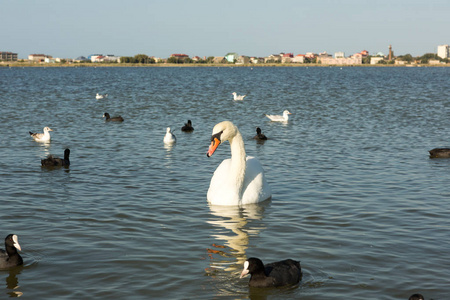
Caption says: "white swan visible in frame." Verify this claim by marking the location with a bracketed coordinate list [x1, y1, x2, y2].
[96, 93, 108, 99]
[265, 110, 292, 122]
[163, 127, 176, 144]
[206, 121, 271, 206]
[232, 92, 246, 101]
[29, 126, 53, 142]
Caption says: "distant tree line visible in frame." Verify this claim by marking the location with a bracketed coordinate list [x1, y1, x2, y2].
[120, 54, 155, 64]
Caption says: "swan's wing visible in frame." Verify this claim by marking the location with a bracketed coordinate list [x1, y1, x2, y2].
[241, 157, 271, 204]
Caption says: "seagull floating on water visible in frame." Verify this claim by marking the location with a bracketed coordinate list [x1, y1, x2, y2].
[232, 92, 246, 101]
[96, 93, 108, 99]
[29, 127, 53, 142]
[265, 110, 292, 122]
[164, 127, 176, 144]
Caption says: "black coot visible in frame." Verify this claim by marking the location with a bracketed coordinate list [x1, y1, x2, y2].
[181, 120, 194, 132]
[253, 127, 267, 140]
[41, 148, 70, 167]
[240, 257, 302, 287]
[0, 234, 23, 269]
[103, 113, 124, 122]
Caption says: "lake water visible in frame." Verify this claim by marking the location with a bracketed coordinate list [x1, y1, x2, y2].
[0, 66, 449, 299]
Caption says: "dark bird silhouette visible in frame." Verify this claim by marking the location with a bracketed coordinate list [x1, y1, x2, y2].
[103, 113, 124, 122]
[41, 148, 70, 167]
[409, 294, 424, 300]
[0, 234, 23, 269]
[253, 127, 267, 140]
[240, 257, 302, 287]
[429, 148, 450, 158]
[181, 120, 194, 132]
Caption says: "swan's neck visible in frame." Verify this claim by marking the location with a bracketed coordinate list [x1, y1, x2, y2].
[229, 130, 246, 198]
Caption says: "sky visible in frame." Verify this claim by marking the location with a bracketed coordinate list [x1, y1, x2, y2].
[2, 0, 449, 59]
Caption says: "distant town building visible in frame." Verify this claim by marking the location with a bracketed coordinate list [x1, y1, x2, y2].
[335, 52, 345, 58]
[0, 51, 18, 61]
[281, 53, 294, 63]
[319, 56, 362, 65]
[250, 57, 264, 64]
[91, 55, 104, 62]
[437, 45, 449, 59]
[102, 55, 120, 62]
[264, 54, 282, 63]
[74, 56, 89, 62]
[370, 57, 384, 65]
[224, 53, 238, 63]
[213, 56, 225, 63]
[170, 53, 189, 58]
[292, 54, 305, 63]
[237, 56, 250, 64]
[44, 57, 56, 63]
[29, 54, 52, 62]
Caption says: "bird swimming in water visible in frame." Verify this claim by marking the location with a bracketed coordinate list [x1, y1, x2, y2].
[41, 148, 70, 167]
[240, 257, 302, 287]
[429, 148, 450, 158]
[265, 110, 292, 122]
[103, 113, 124, 122]
[29, 127, 53, 142]
[164, 127, 176, 144]
[232, 92, 246, 101]
[181, 120, 194, 132]
[253, 127, 267, 140]
[0, 234, 23, 269]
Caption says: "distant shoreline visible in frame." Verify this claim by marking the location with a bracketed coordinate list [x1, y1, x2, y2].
[1, 61, 449, 68]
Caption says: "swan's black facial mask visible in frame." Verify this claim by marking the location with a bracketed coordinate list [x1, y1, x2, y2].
[210, 131, 223, 142]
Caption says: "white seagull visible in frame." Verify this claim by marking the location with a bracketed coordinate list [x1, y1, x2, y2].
[232, 92, 246, 101]
[96, 93, 108, 99]
[163, 127, 176, 144]
[29, 126, 53, 142]
[265, 110, 292, 122]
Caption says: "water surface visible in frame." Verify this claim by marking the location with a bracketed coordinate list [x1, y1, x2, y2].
[1, 66, 449, 299]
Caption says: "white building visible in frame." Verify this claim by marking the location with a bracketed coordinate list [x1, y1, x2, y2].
[335, 52, 345, 58]
[370, 57, 384, 65]
[437, 45, 449, 59]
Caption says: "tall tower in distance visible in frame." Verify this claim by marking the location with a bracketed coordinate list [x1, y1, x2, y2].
[389, 45, 393, 60]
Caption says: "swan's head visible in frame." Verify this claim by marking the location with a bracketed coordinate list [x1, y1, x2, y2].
[43, 127, 53, 132]
[256, 127, 262, 134]
[207, 121, 238, 157]
[232, 92, 237, 95]
[166, 127, 172, 133]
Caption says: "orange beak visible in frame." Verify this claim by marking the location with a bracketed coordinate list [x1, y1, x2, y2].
[207, 137, 221, 157]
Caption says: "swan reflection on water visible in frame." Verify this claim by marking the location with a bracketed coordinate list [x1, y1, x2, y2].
[206, 202, 269, 274]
